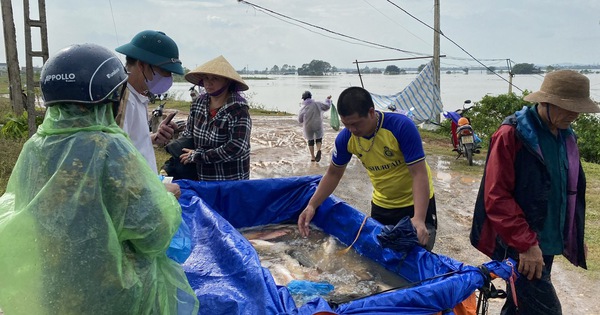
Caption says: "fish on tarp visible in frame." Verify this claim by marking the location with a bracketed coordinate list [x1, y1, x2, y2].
[240, 224, 294, 241]
[286, 249, 316, 269]
[239, 224, 411, 308]
[271, 263, 295, 286]
[248, 239, 291, 255]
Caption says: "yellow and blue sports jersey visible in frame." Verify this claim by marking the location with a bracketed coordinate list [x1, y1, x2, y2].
[332, 111, 434, 209]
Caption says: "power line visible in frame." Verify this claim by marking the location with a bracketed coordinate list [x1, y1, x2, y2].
[361, 0, 431, 49]
[386, 0, 523, 92]
[238, 0, 432, 58]
[108, 0, 119, 46]
[255, 8, 389, 51]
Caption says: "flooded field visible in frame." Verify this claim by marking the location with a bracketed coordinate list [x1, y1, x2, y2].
[239, 224, 409, 307]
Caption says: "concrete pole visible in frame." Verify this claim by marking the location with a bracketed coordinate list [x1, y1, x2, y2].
[1, 0, 25, 115]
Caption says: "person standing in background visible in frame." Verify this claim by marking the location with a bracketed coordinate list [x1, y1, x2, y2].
[298, 91, 332, 162]
[470, 70, 599, 315]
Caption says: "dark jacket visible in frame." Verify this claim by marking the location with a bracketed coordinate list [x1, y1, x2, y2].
[470, 106, 587, 269]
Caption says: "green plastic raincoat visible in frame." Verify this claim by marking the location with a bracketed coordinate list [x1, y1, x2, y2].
[0, 103, 199, 314]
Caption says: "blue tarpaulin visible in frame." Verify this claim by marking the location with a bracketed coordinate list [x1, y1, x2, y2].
[177, 176, 514, 314]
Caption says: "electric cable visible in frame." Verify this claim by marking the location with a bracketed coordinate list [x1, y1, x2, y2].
[107, 0, 119, 46]
[386, 0, 523, 92]
[238, 0, 431, 58]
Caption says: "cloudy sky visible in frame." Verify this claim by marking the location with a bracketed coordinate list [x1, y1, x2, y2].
[2, 0, 600, 71]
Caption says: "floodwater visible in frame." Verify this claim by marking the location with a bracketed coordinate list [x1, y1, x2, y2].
[170, 72, 600, 114]
[239, 224, 410, 307]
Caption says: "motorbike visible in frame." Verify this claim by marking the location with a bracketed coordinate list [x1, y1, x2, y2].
[148, 94, 185, 137]
[444, 100, 480, 166]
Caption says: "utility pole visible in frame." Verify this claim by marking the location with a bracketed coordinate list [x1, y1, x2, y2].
[433, 0, 441, 123]
[506, 58, 514, 94]
[24, 0, 49, 137]
[1, 0, 26, 114]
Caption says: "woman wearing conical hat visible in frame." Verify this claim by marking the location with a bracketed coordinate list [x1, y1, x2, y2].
[179, 55, 252, 180]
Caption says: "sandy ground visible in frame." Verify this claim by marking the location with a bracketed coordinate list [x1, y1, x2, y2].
[248, 115, 599, 314]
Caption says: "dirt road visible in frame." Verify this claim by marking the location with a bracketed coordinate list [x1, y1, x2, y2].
[249, 116, 599, 314]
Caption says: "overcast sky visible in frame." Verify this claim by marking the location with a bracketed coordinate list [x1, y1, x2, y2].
[2, 0, 600, 71]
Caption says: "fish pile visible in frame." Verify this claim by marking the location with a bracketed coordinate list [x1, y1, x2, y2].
[239, 224, 409, 307]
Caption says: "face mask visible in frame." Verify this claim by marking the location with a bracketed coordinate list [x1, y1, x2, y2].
[145, 71, 173, 95]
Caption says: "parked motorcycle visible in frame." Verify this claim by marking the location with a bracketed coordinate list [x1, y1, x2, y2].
[443, 100, 480, 166]
[456, 117, 477, 166]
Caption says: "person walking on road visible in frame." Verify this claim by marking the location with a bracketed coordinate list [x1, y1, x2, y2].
[298, 90, 332, 162]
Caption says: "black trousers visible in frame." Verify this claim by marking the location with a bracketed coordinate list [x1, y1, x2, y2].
[501, 255, 562, 315]
[370, 195, 437, 251]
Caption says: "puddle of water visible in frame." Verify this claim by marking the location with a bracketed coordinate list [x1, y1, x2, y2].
[239, 224, 410, 307]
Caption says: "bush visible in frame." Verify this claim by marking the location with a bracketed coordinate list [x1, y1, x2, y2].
[464, 93, 600, 163]
[573, 114, 600, 163]
[0, 112, 43, 139]
[466, 93, 530, 146]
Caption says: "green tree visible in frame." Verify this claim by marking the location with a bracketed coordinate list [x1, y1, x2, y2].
[417, 64, 426, 72]
[297, 60, 332, 76]
[384, 65, 401, 75]
[486, 66, 496, 74]
[512, 63, 541, 74]
[270, 65, 280, 74]
[466, 93, 530, 144]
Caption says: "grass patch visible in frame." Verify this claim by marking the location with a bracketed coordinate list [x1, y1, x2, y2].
[0, 137, 25, 195]
[582, 161, 600, 273]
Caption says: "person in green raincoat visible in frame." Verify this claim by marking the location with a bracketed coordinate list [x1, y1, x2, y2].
[0, 43, 199, 314]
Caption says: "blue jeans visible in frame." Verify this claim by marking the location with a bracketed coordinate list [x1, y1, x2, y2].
[501, 255, 561, 315]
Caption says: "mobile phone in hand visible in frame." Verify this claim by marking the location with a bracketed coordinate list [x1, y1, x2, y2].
[163, 111, 178, 125]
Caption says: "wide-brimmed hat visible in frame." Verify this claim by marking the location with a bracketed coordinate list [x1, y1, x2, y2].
[115, 30, 184, 75]
[523, 70, 599, 113]
[185, 55, 248, 91]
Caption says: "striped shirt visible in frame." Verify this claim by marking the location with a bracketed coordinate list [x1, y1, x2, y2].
[181, 93, 252, 181]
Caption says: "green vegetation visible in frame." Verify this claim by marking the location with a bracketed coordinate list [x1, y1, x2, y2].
[384, 65, 406, 75]
[297, 60, 333, 76]
[512, 63, 541, 74]
[156, 97, 292, 117]
[452, 92, 600, 164]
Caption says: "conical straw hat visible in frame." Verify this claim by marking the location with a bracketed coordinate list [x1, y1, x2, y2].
[185, 55, 248, 91]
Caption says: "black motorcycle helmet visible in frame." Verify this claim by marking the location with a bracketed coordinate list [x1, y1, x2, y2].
[40, 43, 128, 107]
[301, 91, 312, 100]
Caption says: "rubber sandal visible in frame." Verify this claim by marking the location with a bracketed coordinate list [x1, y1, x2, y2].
[315, 150, 322, 162]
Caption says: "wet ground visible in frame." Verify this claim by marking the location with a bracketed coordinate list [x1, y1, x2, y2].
[249, 116, 599, 314]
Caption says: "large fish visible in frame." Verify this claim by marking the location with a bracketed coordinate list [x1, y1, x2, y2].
[240, 224, 294, 241]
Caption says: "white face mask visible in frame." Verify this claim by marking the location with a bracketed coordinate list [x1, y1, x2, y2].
[146, 71, 173, 95]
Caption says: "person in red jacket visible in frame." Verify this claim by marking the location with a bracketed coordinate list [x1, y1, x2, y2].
[470, 70, 599, 315]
